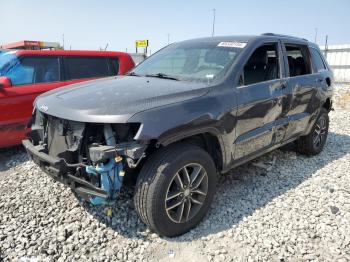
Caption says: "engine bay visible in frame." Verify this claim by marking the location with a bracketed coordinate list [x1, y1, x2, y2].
[25, 110, 146, 205]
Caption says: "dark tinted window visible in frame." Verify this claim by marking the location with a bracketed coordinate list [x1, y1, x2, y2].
[6, 56, 60, 86]
[243, 43, 280, 85]
[310, 48, 326, 72]
[65, 57, 110, 80]
[285, 45, 311, 77]
[109, 58, 119, 75]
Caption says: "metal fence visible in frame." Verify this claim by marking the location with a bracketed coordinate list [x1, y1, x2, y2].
[320, 44, 350, 83]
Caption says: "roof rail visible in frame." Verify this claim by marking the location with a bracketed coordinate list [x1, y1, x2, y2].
[261, 33, 308, 41]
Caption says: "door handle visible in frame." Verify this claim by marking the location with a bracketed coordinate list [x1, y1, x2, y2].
[281, 81, 287, 89]
[277, 81, 287, 90]
[271, 81, 287, 91]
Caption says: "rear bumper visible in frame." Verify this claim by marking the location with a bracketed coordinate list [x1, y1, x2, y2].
[22, 139, 108, 200]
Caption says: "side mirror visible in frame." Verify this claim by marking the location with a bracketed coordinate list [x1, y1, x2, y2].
[0, 76, 12, 89]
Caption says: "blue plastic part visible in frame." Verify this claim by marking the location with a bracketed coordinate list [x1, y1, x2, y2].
[85, 159, 124, 205]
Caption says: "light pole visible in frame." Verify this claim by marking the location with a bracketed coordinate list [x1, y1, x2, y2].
[212, 8, 216, 37]
[314, 28, 318, 43]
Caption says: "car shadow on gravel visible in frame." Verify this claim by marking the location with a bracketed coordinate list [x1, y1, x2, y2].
[0, 146, 27, 173]
[66, 131, 350, 240]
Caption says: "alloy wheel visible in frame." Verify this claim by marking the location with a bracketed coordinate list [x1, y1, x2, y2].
[165, 163, 208, 223]
[313, 115, 327, 149]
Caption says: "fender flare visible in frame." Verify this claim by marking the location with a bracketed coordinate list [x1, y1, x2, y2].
[156, 126, 228, 171]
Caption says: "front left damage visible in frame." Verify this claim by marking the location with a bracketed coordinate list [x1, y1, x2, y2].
[23, 109, 147, 205]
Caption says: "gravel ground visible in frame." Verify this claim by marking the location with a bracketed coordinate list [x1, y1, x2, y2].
[1, 106, 350, 261]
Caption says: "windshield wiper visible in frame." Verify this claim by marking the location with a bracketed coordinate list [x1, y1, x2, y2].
[145, 73, 180, 81]
[126, 71, 141, 76]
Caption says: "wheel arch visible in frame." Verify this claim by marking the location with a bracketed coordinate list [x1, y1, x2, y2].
[155, 129, 226, 173]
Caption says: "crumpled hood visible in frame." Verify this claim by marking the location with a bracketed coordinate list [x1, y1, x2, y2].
[35, 76, 209, 123]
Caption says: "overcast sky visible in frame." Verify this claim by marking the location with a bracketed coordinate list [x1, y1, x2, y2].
[1, 0, 350, 53]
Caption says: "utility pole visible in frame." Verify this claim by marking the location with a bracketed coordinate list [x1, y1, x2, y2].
[167, 34, 170, 45]
[314, 28, 318, 43]
[324, 35, 328, 59]
[212, 8, 216, 37]
[62, 34, 65, 50]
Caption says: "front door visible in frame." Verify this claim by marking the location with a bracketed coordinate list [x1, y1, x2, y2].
[234, 42, 285, 159]
[0, 55, 63, 147]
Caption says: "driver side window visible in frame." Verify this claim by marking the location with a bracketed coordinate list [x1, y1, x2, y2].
[242, 43, 280, 85]
[6, 56, 60, 86]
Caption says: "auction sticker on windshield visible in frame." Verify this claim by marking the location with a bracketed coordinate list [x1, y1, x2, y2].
[218, 42, 247, 48]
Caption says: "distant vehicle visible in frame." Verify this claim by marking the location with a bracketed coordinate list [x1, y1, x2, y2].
[24, 34, 333, 237]
[0, 50, 135, 148]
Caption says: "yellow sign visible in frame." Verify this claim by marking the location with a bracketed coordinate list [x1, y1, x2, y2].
[135, 40, 149, 48]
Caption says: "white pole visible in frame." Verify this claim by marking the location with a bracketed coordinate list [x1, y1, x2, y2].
[212, 9, 216, 37]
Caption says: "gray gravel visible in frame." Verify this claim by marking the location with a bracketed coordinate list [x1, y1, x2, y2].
[1, 108, 350, 262]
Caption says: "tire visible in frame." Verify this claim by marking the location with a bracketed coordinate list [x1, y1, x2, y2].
[296, 107, 329, 155]
[134, 143, 217, 237]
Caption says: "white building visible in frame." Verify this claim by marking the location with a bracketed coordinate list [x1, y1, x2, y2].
[320, 44, 350, 83]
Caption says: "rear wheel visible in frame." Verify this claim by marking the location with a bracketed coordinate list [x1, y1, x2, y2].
[296, 108, 329, 155]
[134, 143, 217, 237]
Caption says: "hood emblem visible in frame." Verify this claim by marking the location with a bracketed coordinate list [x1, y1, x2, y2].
[39, 105, 49, 112]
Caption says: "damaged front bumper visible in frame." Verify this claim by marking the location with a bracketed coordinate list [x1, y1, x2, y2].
[23, 139, 111, 201]
[22, 111, 147, 206]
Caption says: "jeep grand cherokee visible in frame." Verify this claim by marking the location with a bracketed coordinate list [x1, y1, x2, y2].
[23, 34, 333, 237]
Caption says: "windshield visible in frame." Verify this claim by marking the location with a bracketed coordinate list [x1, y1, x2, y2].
[0, 51, 19, 76]
[131, 41, 245, 83]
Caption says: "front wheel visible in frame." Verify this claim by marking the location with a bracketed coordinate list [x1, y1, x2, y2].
[296, 107, 329, 155]
[134, 143, 217, 237]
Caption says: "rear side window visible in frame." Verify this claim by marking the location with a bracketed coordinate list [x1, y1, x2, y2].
[285, 45, 311, 77]
[65, 57, 111, 80]
[6, 56, 60, 86]
[109, 58, 120, 75]
[310, 48, 326, 72]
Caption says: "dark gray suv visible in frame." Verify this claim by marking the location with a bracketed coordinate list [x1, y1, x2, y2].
[23, 33, 333, 237]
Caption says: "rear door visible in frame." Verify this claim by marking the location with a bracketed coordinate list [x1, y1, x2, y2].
[234, 42, 285, 159]
[0, 55, 63, 147]
[281, 42, 317, 140]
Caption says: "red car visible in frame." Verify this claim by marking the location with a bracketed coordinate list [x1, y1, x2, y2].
[0, 50, 135, 148]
